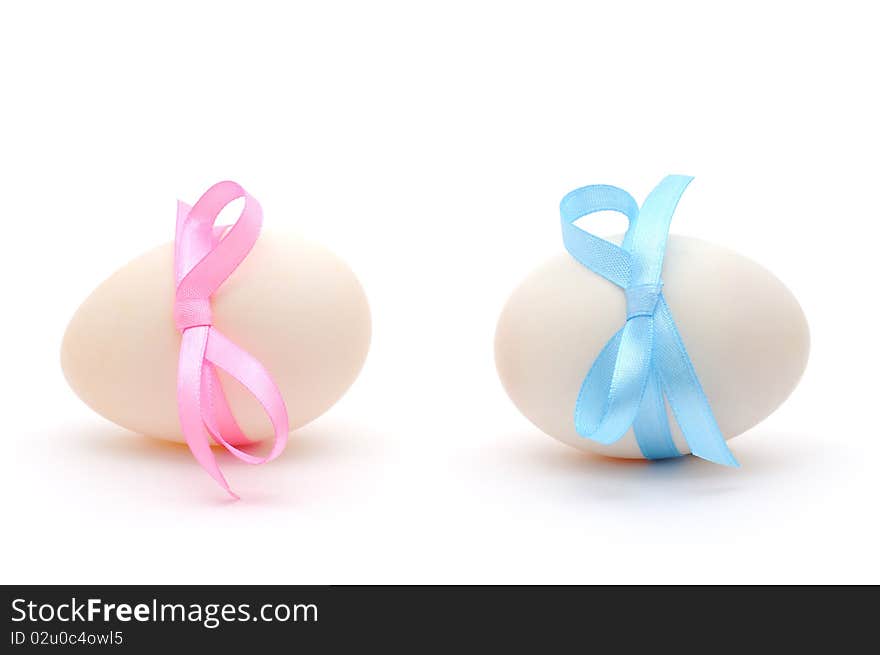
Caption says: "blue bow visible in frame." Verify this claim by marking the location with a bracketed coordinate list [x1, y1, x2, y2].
[560, 175, 738, 466]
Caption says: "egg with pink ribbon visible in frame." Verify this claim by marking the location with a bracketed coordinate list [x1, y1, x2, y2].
[62, 182, 371, 495]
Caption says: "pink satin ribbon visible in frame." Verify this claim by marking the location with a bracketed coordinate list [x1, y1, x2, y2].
[174, 181, 289, 498]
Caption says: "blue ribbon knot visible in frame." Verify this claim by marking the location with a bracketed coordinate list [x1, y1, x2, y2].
[560, 175, 738, 466]
[625, 283, 663, 320]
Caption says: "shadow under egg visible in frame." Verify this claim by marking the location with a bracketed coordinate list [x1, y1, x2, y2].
[499, 430, 815, 503]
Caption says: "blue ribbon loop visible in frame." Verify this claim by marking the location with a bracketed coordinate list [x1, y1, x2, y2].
[560, 175, 739, 466]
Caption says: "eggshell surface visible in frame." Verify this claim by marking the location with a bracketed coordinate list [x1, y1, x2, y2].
[494, 235, 809, 458]
[62, 232, 371, 443]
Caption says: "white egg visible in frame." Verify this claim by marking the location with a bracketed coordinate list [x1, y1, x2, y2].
[494, 235, 809, 459]
[62, 232, 371, 443]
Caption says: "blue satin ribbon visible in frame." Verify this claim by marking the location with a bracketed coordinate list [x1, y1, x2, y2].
[560, 175, 738, 466]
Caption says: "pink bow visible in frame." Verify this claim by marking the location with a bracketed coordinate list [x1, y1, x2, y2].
[174, 181, 289, 498]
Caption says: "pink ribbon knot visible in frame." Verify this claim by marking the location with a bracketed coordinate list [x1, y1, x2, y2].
[173, 297, 212, 330]
[174, 181, 289, 498]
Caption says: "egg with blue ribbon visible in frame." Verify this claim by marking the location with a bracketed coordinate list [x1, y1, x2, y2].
[494, 176, 809, 462]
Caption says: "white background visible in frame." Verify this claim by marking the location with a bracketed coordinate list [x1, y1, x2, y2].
[1, 1, 877, 584]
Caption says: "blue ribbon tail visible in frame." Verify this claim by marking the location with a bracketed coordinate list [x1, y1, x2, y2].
[653, 299, 739, 467]
[633, 367, 680, 459]
[575, 317, 655, 445]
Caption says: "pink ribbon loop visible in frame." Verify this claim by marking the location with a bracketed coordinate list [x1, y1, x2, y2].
[174, 181, 289, 497]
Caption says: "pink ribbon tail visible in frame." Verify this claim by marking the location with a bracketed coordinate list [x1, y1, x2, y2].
[173, 182, 289, 497]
